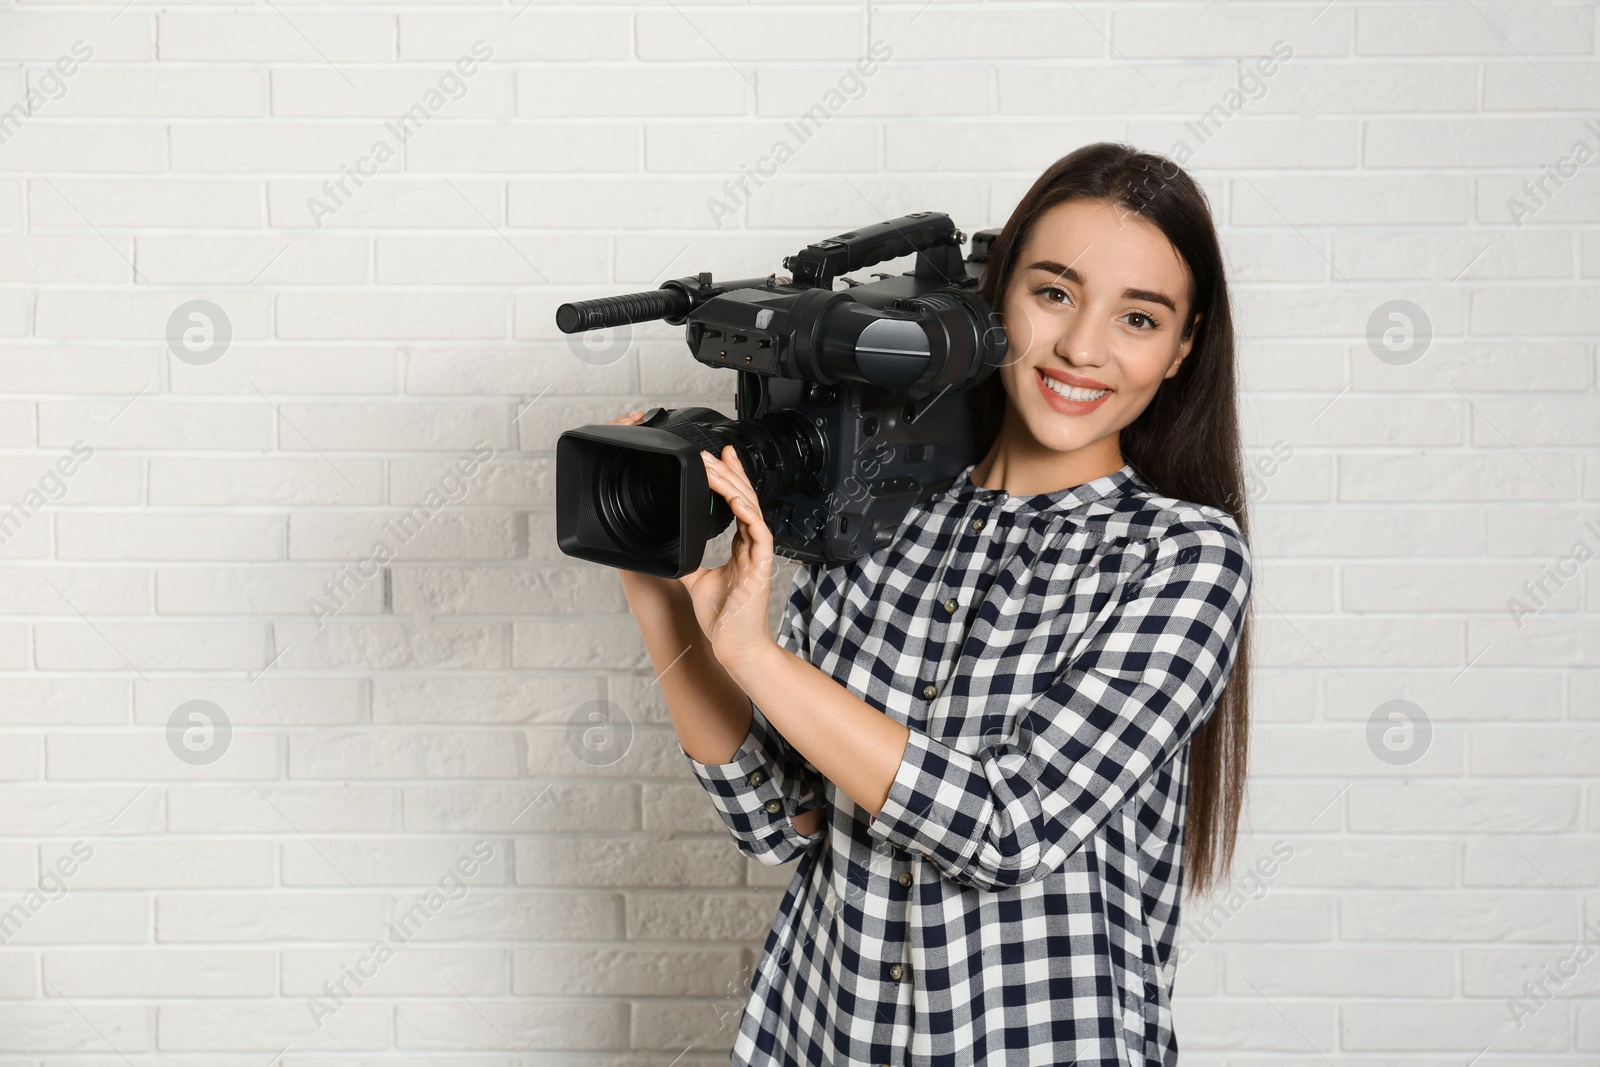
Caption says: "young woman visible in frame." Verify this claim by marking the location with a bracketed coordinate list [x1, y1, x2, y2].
[612, 142, 1254, 1067]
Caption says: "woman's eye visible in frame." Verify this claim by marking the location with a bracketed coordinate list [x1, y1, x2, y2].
[1031, 286, 1160, 330]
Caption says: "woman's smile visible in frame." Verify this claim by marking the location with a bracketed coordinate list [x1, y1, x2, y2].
[1034, 365, 1114, 416]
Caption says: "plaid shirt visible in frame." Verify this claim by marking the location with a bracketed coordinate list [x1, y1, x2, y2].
[683, 460, 1252, 1066]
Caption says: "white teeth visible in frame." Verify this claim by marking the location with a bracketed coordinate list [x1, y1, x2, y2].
[1039, 371, 1109, 402]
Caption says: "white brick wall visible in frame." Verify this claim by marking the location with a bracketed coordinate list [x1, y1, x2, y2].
[0, 0, 1596, 1062]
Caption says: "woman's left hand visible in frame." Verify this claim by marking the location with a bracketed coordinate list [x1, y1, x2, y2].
[681, 444, 779, 677]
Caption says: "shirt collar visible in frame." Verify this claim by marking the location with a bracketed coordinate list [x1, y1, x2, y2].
[947, 460, 1148, 513]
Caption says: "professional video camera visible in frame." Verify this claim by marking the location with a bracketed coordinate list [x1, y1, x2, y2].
[554, 211, 1006, 579]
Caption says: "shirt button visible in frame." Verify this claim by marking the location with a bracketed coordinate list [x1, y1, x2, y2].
[921, 684, 938, 699]
[889, 963, 904, 980]
[747, 770, 765, 786]
[898, 871, 913, 887]
[941, 597, 958, 614]
[763, 800, 782, 814]
[970, 517, 985, 532]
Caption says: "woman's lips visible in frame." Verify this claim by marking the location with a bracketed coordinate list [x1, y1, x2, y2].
[1035, 367, 1113, 416]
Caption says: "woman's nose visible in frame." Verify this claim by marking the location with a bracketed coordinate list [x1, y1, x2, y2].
[1054, 309, 1110, 366]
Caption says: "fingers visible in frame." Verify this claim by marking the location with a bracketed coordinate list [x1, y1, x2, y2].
[605, 409, 647, 426]
[701, 450, 757, 506]
[702, 453, 758, 520]
[703, 445, 757, 496]
[702, 449, 773, 559]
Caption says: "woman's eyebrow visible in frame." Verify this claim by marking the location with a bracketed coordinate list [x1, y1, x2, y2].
[1024, 259, 1177, 314]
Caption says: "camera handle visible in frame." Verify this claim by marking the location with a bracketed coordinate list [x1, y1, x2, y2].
[556, 272, 779, 334]
[783, 211, 967, 291]
[556, 212, 969, 334]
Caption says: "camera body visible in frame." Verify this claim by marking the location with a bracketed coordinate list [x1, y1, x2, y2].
[555, 212, 1005, 578]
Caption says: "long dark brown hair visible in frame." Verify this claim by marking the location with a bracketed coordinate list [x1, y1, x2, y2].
[971, 141, 1253, 899]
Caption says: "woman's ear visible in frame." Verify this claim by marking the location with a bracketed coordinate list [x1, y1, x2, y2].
[1166, 313, 1201, 379]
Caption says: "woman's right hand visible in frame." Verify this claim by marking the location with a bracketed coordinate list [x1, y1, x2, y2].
[603, 409, 692, 611]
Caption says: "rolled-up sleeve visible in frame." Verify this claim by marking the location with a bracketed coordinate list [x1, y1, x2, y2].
[866, 517, 1252, 892]
[682, 562, 828, 867]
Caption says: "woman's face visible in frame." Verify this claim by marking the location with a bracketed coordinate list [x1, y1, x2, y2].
[995, 197, 1199, 458]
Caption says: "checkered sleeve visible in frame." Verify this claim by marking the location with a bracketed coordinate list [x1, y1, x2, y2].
[866, 517, 1252, 892]
[681, 561, 828, 867]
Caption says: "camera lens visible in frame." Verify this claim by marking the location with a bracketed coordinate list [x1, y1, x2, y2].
[556, 405, 828, 578]
[598, 449, 680, 554]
